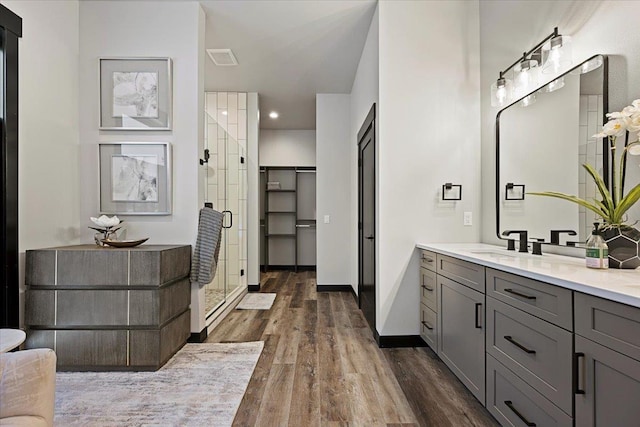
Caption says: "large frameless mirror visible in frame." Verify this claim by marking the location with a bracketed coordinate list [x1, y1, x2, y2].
[496, 54, 608, 246]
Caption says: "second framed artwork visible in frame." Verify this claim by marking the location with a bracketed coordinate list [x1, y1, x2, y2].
[99, 142, 172, 215]
[99, 57, 172, 130]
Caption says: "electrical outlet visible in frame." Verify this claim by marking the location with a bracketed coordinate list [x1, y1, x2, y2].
[324, 215, 331, 224]
[464, 211, 472, 226]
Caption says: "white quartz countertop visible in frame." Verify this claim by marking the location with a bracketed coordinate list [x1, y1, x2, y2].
[416, 243, 640, 308]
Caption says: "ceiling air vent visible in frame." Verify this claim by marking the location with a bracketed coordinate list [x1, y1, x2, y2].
[207, 48, 238, 66]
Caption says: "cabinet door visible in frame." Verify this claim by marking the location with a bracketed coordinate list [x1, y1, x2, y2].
[438, 275, 485, 404]
[575, 335, 640, 426]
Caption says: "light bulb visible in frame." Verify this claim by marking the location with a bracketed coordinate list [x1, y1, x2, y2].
[520, 94, 536, 107]
[491, 77, 513, 108]
[514, 59, 539, 96]
[543, 77, 565, 93]
[542, 35, 572, 74]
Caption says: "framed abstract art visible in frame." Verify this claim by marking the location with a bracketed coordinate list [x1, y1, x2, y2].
[99, 142, 172, 215]
[99, 58, 172, 130]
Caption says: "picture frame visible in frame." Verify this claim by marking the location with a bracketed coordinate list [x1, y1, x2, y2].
[99, 58, 172, 130]
[99, 142, 172, 215]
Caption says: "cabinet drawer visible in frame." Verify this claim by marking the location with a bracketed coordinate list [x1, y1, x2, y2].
[420, 268, 437, 311]
[436, 254, 485, 293]
[487, 297, 573, 414]
[486, 268, 573, 330]
[420, 303, 437, 352]
[487, 355, 573, 427]
[420, 249, 436, 271]
[575, 292, 640, 361]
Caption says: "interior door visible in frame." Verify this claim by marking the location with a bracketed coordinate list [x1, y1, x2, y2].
[358, 104, 376, 337]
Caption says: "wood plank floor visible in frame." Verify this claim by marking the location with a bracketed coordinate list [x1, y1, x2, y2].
[206, 271, 497, 426]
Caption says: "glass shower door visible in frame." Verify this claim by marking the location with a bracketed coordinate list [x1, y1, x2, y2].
[203, 93, 247, 318]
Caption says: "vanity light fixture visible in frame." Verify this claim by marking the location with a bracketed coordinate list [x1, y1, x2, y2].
[514, 57, 539, 97]
[491, 76, 513, 108]
[520, 94, 537, 108]
[578, 56, 604, 75]
[491, 27, 572, 108]
[541, 35, 572, 74]
[542, 76, 565, 93]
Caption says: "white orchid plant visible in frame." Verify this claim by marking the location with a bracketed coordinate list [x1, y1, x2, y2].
[530, 99, 640, 228]
[89, 215, 123, 242]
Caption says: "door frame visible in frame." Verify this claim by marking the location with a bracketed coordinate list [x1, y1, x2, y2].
[357, 103, 376, 334]
[1, 5, 22, 328]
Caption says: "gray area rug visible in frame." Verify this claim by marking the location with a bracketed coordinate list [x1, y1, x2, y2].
[236, 293, 276, 310]
[54, 341, 264, 426]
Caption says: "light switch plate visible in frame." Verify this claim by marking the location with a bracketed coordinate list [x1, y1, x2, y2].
[324, 215, 330, 224]
[464, 211, 472, 226]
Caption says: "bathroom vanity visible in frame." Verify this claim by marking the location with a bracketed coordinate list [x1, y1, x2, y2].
[417, 243, 640, 426]
[24, 244, 192, 371]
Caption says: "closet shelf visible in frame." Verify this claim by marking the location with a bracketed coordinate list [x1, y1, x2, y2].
[262, 166, 316, 272]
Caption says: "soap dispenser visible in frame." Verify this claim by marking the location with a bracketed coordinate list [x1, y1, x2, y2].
[586, 222, 608, 269]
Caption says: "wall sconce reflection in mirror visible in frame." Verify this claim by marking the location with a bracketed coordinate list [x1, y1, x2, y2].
[505, 183, 525, 200]
[442, 183, 462, 201]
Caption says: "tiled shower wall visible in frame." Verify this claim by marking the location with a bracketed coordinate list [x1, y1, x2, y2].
[578, 94, 603, 241]
[204, 92, 248, 301]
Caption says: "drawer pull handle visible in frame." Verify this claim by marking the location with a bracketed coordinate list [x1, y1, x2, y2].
[504, 400, 536, 426]
[421, 321, 434, 330]
[574, 352, 586, 395]
[421, 285, 434, 292]
[504, 288, 537, 300]
[422, 257, 434, 263]
[504, 336, 536, 354]
[474, 303, 482, 329]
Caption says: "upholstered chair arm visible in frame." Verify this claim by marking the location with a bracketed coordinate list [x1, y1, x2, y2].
[0, 348, 56, 427]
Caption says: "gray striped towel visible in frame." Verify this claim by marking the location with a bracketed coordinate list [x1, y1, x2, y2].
[191, 207, 224, 286]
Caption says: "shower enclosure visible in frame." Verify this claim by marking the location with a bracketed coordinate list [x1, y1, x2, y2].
[203, 92, 248, 318]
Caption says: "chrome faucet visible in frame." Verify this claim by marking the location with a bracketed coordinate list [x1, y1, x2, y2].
[502, 230, 529, 253]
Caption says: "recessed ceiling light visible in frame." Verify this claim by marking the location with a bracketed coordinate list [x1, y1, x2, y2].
[222, 110, 228, 116]
[269, 111, 279, 119]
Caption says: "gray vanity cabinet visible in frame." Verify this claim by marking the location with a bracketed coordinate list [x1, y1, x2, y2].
[574, 293, 640, 426]
[419, 250, 438, 352]
[575, 335, 640, 426]
[438, 274, 486, 405]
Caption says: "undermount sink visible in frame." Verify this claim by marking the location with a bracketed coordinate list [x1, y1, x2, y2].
[468, 250, 517, 258]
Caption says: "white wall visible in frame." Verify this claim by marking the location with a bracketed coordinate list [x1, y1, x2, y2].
[259, 129, 316, 166]
[480, 0, 640, 245]
[78, 1, 204, 248]
[247, 94, 260, 287]
[377, 1, 481, 335]
[349, 4, 379, 293]
[5, 0, 83, 325]
[316, 94, 351, 286]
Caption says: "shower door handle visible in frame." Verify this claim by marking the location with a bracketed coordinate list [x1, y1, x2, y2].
[222, 210, 233, 229]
